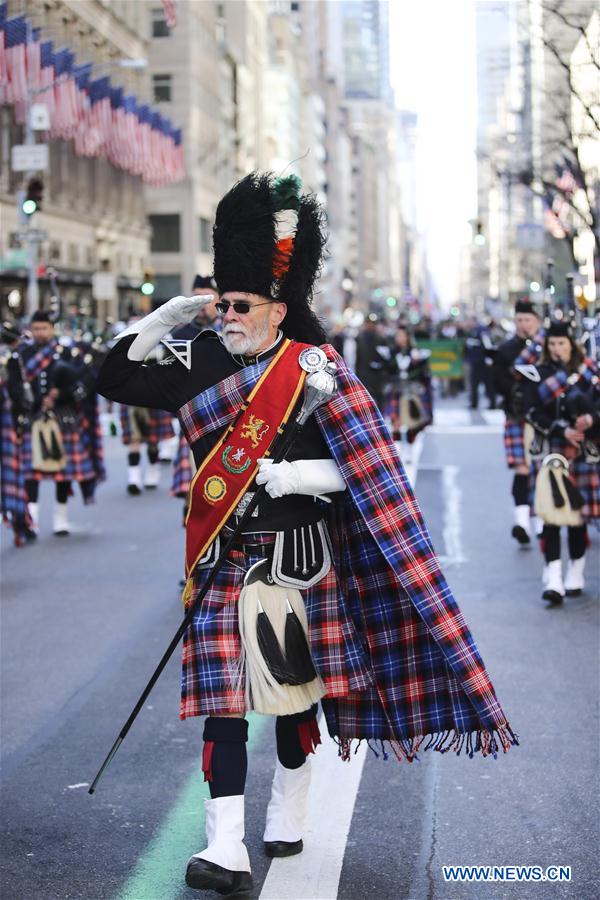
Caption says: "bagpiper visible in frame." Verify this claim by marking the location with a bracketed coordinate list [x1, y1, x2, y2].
[493, 300, 544, 545]
[20, 311, 104, 536]
[525, 319, 599, 604]
[384, 323, 433, 458]
[96, 172, 517, 897]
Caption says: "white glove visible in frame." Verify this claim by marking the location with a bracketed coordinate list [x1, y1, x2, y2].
[256, 458, 346, 500]
[115, 295, 213, 361]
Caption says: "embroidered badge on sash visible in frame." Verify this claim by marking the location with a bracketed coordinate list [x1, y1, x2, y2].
[222, 445, 252, 474]
[240, 414, 269, 448]
[203, 476, 227, 503]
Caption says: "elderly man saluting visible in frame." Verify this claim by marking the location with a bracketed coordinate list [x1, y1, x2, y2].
[96, 172, 516, 897]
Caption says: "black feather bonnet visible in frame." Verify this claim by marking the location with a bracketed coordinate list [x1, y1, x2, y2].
[212, 172, 328, 344]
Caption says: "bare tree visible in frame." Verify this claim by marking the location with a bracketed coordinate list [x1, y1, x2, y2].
[487, 1, 598, 274]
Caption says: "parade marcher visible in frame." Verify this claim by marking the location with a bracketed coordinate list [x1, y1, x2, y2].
[20, 311, 104, 536]
[96, 172, 517, 897]
[0, 322, 34, 545]
[526, 320, 599, 605]
[385, 324, 433, 454]
[464, 316, 496, 410]
[493, 300, 543, 545]
[119, 400, 175, 493]
[354, 313, 392, 411]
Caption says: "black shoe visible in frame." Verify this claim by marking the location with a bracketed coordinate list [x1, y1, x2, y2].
[185, 858, 252, 895]
[565, 587, 582, 597]
[264, 839, 303, 858]
[511, 525, 531, 545]
[127, 484, 142, 495]
[542, 589, 564, 605]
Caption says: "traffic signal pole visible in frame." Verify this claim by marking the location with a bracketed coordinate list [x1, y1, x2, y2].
[23, 20, 39, 317]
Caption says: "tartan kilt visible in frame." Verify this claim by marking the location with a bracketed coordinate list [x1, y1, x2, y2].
[1, 389, 31, 543]
[180, 532, 372, 719]
[528, 441, 600, 522]
[504, 419, 526, 468]
[119, 405, 175, 446]
[383, 384, 433, 431]
[171, 433, 194, 498]
[22, 413, 97, 483]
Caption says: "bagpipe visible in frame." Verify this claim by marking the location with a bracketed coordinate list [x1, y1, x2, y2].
[392, 350, 432, 431]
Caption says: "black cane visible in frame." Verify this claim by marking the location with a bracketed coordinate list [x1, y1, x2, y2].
[88, 364, 336, 793]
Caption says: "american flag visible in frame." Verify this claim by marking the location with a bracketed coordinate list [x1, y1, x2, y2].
[0, 9, 185, 186]
[543, 196, 570, 240]
[162, 0, 177, 29]
[555, 161, 579, 196]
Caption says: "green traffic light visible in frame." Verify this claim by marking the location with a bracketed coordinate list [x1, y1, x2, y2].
[386, 296, 397, 307]
[141, 282, 155, 296]
[22, 199, 37, 215]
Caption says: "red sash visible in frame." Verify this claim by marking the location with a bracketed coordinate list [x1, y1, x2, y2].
[183, 338, 309, 591]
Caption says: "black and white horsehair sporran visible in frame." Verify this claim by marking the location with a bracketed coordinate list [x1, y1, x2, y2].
[236, 559, 325, 715]
[534, 453, 584, 527]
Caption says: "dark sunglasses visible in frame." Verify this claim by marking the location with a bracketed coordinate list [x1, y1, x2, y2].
[215, 300, 273, 315]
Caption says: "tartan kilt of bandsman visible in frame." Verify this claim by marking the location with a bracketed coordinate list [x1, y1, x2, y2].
[503, 419, 527, 468]
[0, 381, 31, 542]
[22, 406, 99, 487]
[119, 404, 175, 446]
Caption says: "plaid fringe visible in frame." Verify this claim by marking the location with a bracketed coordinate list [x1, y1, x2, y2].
[336, 723, 520, 764]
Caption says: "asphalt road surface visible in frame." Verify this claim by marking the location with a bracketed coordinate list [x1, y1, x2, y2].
[1, 402, 598, 900]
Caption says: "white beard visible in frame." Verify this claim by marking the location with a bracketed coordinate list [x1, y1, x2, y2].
[222, 317, 271, 355]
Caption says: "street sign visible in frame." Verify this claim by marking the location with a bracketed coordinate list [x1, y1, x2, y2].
[30, 104, 51, 130]
[0, 250, 29, 270]
[92, 271, 117, 301]
[11, 144, 49, 172]
[14, 228, 48, 242]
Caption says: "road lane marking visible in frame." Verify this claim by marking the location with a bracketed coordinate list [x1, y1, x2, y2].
[442, 465, 466, 566]
[259, 713, 368, 900]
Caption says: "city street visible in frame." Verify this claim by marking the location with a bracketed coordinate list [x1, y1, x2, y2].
[1, 399, 598, 900]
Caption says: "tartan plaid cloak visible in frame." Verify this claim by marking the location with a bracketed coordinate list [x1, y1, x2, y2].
[177, 344, 517, 761]
[119, 404, 175, 446]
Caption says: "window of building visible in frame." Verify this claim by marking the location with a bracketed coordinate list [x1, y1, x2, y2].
[152, 74, 172, 103]
[50, 242, 61, 261]
[68, 243, 79, 266]
[151, 7, 169, 37]
[199, 216, 211, 253]
[86, 246, 95, 268]
[149, 214, 180, 252]
[155, 274, 181, 302]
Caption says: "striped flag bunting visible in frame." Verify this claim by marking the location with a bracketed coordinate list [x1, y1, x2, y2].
[0, 3, 185, 185]
[162, 0, 177, 29]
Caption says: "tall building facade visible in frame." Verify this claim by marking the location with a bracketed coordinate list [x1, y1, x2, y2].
[0, 0, 164, 321]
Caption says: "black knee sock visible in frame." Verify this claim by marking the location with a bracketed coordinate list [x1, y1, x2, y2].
[275, 704, 320, 769]
[542, 525, 560, 563]
[128, 451, 141, 466]
[567, 525, 587, 560]
[147, 446, 159, 464]
[511, 474, 529, 506]
[55, 481, 71, 503]
[26, 480, 39, 503]
[202, 717, 248, 799]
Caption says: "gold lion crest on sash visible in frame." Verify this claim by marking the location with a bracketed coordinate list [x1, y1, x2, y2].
[240, 414, 269, 448]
